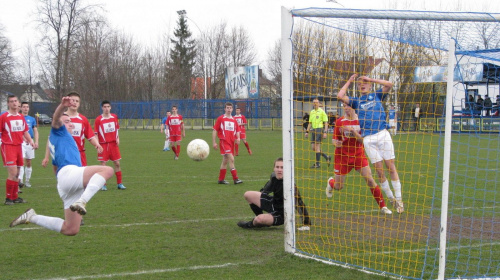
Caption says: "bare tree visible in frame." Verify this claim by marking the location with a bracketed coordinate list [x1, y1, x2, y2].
[225, 26, 257, 68]
[0, 24, 16, 85]
[20, 41, 37, 103]
[37, 0, 101, 98]
[266, 39, 281, 96]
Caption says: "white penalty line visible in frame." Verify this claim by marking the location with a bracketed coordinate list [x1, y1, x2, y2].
[1, 216, 253, 232]
[35, 261, 258, 280]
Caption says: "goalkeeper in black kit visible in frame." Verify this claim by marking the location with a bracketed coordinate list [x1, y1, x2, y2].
[237, 157, 311, 230]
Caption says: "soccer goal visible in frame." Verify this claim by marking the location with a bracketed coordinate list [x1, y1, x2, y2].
[281, 7, 500, 280]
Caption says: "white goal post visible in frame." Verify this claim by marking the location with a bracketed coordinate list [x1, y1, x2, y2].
[282, 6, 500, 280]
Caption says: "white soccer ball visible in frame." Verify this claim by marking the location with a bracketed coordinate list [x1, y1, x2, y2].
[187, 139, 210, 161]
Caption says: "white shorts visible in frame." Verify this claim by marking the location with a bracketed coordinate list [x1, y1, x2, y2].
[21, 142, 35, 160]
[388, 119, 397, 129]
[363, 129, 395, 164]
[57, 165, 85, 209]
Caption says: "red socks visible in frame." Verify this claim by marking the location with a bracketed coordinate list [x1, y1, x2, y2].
[219, 169, 227, 181]
[230, 168, 238, 180]
[370, 186, 386, 208]
[115, 171, 122, 184]
[6, 179, 18, 200]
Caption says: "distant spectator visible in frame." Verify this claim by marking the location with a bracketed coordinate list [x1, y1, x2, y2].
[476, 95, 484, 115]
[412, 103, 421, 131]
[484, 95, 492, 116]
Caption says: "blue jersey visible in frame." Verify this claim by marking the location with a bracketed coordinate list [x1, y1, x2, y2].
[49, 125, 82, 174]
[24, 115, 37, 138]
[161, 117, 167, 129]
[388, 109, 396, 120]
[348, 89, 388, 137]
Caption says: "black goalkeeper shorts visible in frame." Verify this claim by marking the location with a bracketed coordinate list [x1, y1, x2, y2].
[260, 193, 284, 226]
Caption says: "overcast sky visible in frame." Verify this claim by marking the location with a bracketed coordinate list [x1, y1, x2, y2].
[1, 0, 499, 65]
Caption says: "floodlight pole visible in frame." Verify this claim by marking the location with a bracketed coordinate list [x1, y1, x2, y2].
[178, 10, 208, 120]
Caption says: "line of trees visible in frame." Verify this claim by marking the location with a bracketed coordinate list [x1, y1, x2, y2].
[0, 0, 277, 117]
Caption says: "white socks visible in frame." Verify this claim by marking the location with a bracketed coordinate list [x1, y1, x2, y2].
[18, 167, 32, 183]
[18, 167, 24, 183]
[25, 167, 32, 182]
[392, 180, 402, 200]
[31, 215, 64, 233]
[380, 180, 394, 200]
[80, 174, 106, 203]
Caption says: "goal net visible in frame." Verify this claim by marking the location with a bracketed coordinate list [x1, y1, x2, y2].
[281, 7, 500, 280]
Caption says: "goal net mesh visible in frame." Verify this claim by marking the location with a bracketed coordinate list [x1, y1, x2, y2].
[286, 8, 500, 279]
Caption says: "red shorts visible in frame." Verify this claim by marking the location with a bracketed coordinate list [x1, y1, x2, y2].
[98, 142, 121, 162]
[1, 144, 23, 167]
[80, 151, 87, 166]
[219, 139, 234, 155]
[170, 135, 182, 142]
[334, 153, 368, 176]
[239, 132, 247, 140]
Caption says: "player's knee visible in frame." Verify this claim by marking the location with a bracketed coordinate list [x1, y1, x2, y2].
[61, 224, 80, 236]
[253, 215, 269, 226]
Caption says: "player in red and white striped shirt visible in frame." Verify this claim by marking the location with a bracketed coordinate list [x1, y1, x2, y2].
[233, 108, 252, 156]
[94, 100, 125, 190]
[325, 104, 391, 214]
[66, 92, 102, 166]
[166, 106, 185, 159]
[0, 95, 35, 205]
[212, 102, 242, 185]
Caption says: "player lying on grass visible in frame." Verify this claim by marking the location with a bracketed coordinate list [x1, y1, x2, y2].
[326, 103, 392, 214]
[9, 96, 114, 235]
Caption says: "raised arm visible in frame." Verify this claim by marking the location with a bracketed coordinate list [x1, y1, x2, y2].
[359, 76, 393, 93]
[52, 96, 74, 129]
[337, 74, 358, 104]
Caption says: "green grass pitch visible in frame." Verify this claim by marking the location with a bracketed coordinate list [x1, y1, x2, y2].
[0, 127, 392, 280]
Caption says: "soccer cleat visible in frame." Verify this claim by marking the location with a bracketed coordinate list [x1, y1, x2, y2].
[18, 182, 25, 189]
[326, 177, 334, 198]
[5, 198, 14, 205]
[310, 164, 320, 169]
[297, 225, 310, 231]
[9, 208, 37, 227]
[70, 199, 87, 215]
[237, 220, 254, 229]
[117, 184, 126, 190]
[327, 155, 332, 167]
[101, 185, 108, 191]
[218, 180, 229, 185]
[163, 147, 170, 151]
[234, 179, 243, 184]
[25, 182, 31, 188]
[392, 198, 404, 214]
[248, 149, 252, 155]
[13, 197, 27, 203]
[380, 207, 392, 214]
[174, 155, 179, 160]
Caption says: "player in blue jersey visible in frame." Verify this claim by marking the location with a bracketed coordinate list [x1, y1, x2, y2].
[18, 102, 39, 188]
[160, 111, 171, 151]
[337, 74, 404, 214]
[9, 97, 114, 235]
